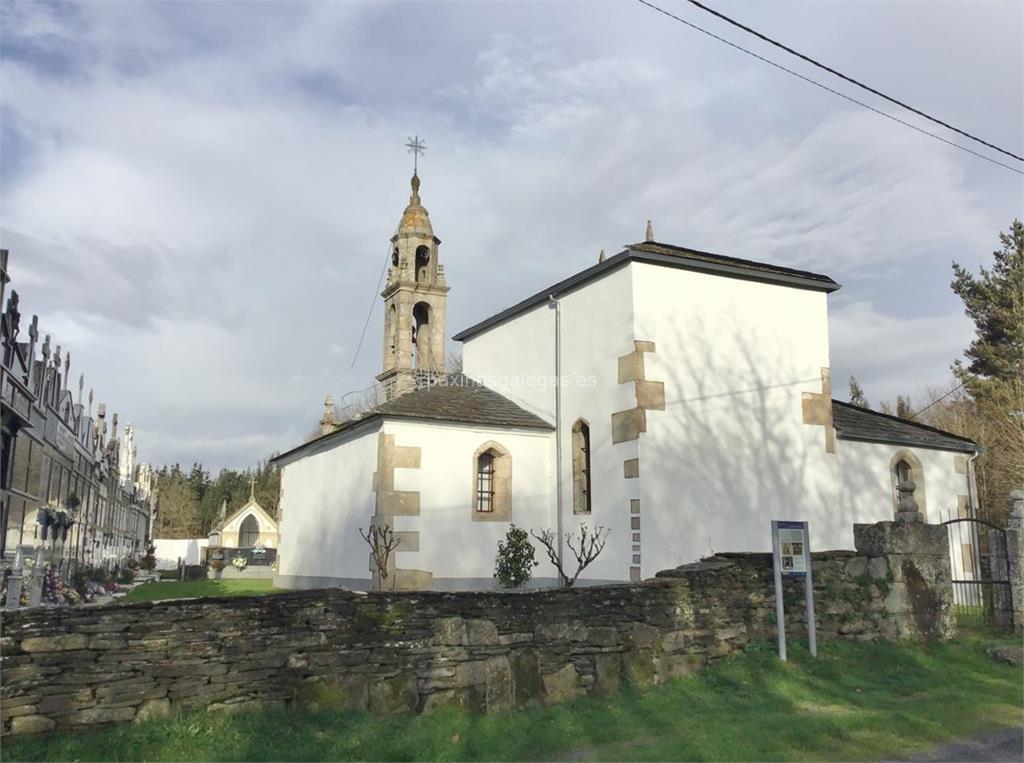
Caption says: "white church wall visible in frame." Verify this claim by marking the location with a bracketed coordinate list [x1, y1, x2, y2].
[836, 439, 971, 525]
[462, 301, 557, 422]
[383, 419, 557, 587]
[274, 420, 382, 589]
[461, 265, 639, 583]
[550, 265, 643, 583]
[629, 262, 842, 574]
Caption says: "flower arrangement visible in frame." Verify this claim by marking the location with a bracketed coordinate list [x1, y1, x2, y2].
[231, 556, 248, 571]
[210, 559, 225, 572]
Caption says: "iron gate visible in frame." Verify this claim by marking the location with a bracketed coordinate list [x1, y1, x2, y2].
[941, 517, 1014, 629]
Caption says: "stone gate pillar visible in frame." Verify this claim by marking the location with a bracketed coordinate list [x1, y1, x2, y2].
[853, 521, 955, 640]
[1007, 490, 1024, 636]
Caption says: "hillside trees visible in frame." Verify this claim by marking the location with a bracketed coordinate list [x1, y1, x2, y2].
[153, 461, 281, 538]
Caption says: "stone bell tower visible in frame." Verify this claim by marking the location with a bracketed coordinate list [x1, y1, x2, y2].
[377, 170, 449, 401]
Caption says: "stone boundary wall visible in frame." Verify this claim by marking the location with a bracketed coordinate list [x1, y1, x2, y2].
[1, 521, 953, 736]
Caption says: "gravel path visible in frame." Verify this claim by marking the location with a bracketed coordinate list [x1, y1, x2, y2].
[906, 727, 1024, 762]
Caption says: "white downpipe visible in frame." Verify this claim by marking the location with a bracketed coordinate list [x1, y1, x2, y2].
[548, 294, 564, 572]
[966, 451, 981, 519]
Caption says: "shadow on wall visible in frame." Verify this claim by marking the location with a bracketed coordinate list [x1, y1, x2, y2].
[639, 316, 886, 570]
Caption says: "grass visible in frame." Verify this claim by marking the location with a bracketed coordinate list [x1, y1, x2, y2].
[120, 578, 280, 603]
[7, 626, 1021, 762]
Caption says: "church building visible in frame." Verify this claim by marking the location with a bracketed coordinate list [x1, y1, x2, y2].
[271, 171, 979, 591]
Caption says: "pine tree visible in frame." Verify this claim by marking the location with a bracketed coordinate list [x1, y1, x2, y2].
[947, 219, 1024, 523]
[848, 376, 869, 408]
[951, 218, 1024, 393]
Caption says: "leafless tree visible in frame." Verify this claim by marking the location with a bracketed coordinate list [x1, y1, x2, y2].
[445, 349, 464, 376]
[359, 524, 401, 590]
[530, 523, 610, 587]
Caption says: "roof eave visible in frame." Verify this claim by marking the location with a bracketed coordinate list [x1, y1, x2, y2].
[382, 411, 555, 431]
[627, 249, 841, 294]
[271, 414, 383, 465]
[453, 247, 840, 342]
[836, 431, 981, 454]
[452, 252, 631, 342]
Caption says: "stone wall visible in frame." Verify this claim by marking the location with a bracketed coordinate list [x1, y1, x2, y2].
[0, 521, 953, 736]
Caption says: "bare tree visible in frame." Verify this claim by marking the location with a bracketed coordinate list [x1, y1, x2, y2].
[445, 349, 464, 376]
[531, 524, 610, 587]
[359, 524, 401, 590]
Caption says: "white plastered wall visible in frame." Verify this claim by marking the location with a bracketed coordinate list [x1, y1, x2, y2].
[837, 438, 973, 578]
[383, 419, 555, 586]
[462, 265, 639, 583]
[274, 421, 381, 588]
[631, 261, 842, 574]
[153, 538, 208, 568]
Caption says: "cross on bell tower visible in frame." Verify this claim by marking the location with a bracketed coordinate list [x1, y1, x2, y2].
[377, 136, 449, 401]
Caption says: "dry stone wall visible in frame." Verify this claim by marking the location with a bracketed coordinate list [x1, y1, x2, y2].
[1, 521, 953, 736]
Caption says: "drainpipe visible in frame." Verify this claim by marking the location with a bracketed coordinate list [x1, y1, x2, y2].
[548, 294, 564, 572]
[966, 451, 981, 519]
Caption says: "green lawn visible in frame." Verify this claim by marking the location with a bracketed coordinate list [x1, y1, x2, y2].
[6, 628, 1021, 762]
[121, 578, 280, 603]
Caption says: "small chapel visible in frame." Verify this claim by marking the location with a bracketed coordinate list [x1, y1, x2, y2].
[271, 166, 979, 591]
[208, 483, 279, 552]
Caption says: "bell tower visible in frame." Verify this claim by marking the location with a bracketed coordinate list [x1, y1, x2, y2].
[377, 162, 449, 401]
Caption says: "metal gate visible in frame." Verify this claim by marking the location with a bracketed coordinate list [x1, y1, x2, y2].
[941, 517, 1014, 629]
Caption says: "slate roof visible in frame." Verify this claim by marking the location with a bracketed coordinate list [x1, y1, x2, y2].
[453, 240, 839, 342]
[628, 241, 840, 291]
[375, 375, 553, 430]
[832, 400, 979, 453]
[271, 376, 552, 464]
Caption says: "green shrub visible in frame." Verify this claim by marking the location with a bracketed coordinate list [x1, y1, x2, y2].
[494, 524, 538, 588]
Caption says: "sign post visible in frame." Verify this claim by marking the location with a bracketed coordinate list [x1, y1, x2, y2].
[770, 520, 817, 661]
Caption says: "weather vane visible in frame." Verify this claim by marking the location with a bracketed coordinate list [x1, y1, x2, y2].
[405, 134, 427, 173]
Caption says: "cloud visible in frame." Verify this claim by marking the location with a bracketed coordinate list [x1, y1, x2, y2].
[829, 300, 974, 406]
[1, 1, 1019, 468]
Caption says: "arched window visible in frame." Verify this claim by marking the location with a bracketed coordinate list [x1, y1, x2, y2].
[572, 419, 592, 514]
[471, 441, 512, 520]
[412, 302, 431, 369]
[387, 305, 398, 362]
[239, 515, 260, 547]
[889, 450, 927, 519]
[476, 451, 495, 512]
[415, 245, 430, 282]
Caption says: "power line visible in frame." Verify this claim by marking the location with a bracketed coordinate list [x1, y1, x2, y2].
[634, 0, 1024, 176]
[349, 236, 395, 370]
[681, 0, 1023, 163]
[911, 381, 967, 418]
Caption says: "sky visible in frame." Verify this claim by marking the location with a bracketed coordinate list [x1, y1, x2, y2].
[2, 0, 1021, 471]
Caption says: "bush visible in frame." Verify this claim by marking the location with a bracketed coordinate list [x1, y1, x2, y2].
[117, 568, 135, 584]
[140, 538, 157, 572]
[494, 524, 538, 588]
[158, 568, 180, 581]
